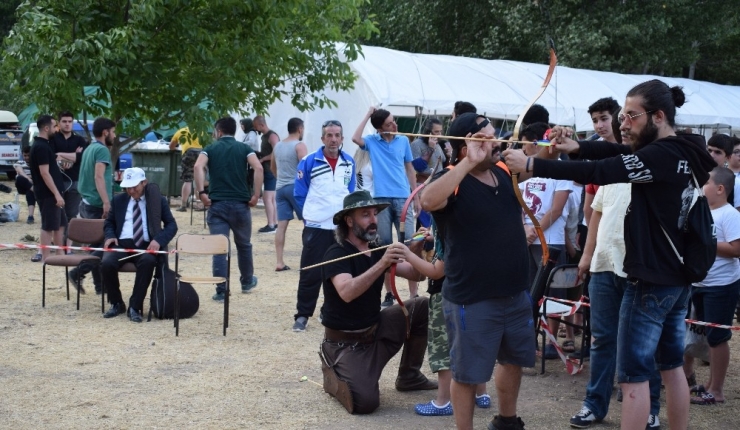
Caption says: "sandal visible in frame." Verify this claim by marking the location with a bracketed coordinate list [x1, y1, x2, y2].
[690, 392, 724, 405]
[690, 384, 707, 395]
[562, 340, 576, 353]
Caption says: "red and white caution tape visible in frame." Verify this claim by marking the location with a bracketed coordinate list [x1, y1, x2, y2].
[0, 243, 174, 255]
[539, 315, 583, 375]
[685, 319, 740, 331]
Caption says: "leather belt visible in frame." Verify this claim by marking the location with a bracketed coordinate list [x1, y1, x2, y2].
[324, 324, 377, 344]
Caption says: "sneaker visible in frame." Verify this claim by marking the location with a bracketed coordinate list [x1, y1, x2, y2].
[646, 414, 660, 429]
[570, 406, 600, 428]
[212, 292, 226, 301]
[241, 275, 258, 293]
[26, 216, 34, 224]
[292, 317, 308, 332]
[31, 252, 42, 262]
[415, 400, 453, 416]
[68, 271, 86, 294]
[258, 224, 277, 233]
[475, 393, 491, 408]
[568, 345, 590, 361]
[543, 343, 559, 359]
[488, 415, 525, 430]
[380, 292, 395, 309]
[176, 206, 188, 212]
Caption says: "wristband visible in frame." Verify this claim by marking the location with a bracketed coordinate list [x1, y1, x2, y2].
[199, 191, 207, 195]
[525, 157, 532, 173]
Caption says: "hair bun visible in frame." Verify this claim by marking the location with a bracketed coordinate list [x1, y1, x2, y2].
[670, 86, 686, 108]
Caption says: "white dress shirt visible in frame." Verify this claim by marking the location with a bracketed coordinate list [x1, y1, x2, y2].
[120, 195, 150, 242]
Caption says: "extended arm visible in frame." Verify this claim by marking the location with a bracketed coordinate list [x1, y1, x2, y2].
[352, 106, 375, 147]
[332, 243, 405, 302]
[248, 154, 263, 207]
[94, 162, 111, 218]
[194, 153, 209, 206]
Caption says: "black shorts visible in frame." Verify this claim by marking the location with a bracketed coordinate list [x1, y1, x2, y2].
[38, 197, 67, 232]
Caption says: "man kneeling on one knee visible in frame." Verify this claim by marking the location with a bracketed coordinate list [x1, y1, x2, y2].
[102, 168, 178, 322]
[319, 190, 437, 414]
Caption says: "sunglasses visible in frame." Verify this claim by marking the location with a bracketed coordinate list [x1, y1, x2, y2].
[617, 110, 654, 125]
[322, 120, 342, 128]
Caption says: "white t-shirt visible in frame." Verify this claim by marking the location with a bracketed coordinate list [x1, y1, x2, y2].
[520, 177, 572, 245]
[695, 203, 740, 287]
[591, 183, 631, 277]
[357, 162, 374, 197]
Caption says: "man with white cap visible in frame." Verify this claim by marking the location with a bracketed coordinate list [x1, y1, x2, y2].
[101, 167, 178, 322]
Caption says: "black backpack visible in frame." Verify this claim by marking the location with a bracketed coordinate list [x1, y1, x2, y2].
[148, 263, 200, 320]
[660, 172, 717, 284]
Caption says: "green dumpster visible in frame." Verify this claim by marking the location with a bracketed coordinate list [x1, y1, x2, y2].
[130, 149, 182, 198]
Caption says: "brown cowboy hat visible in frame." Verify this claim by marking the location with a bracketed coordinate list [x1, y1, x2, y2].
[332, 190, 390, 225]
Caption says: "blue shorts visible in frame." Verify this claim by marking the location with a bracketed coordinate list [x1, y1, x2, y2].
[276, 184, 302, 221]
[443, 291, 536, 384]
[263, 168, 277, 192]
[617, 280, 689, 383]
[691, 281, 740, 347]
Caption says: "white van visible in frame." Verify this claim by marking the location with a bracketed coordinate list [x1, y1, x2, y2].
[0, 111, 22, 180]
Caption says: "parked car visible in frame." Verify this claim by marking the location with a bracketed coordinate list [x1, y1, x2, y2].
[0, 110, 22, 180]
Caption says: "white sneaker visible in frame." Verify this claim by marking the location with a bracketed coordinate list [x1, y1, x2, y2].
[570, 406, 599, 428]
[646, 414, 660, 429]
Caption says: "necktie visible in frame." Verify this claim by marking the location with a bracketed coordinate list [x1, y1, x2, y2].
[132, 199, 144, 247]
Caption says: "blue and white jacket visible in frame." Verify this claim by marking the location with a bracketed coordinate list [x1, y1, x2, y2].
[294, 147, 356, 230]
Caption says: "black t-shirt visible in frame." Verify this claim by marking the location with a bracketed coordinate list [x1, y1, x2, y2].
[51, 132, 88, 181]
[29, 136, 65, 200]
[433, 165, 530, 305]
[259, 130, 277, 171]
[320, 241, 386, 331]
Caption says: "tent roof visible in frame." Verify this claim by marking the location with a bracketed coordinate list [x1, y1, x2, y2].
[349, 45, 740, 131]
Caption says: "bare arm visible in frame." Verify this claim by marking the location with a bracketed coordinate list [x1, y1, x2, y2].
[538, 190, 570, 232]
[717, 239, 740, 258]
[194, 153, 209, 205]
[352, 106, 375, 147]
[583, 192, 595, 226]
[270, 152, 277, 177]
[578, 209, 601, 279]
[14, 164, 31, 183]
[421, 159, 472, 212]
[247, 153, 263, 207]
[295, 142, 308, 161]
[332, 244, 405, 302]
[405, 161, 416, 192]
[168, 136, 179, 151]
[94, 162, 110, 218]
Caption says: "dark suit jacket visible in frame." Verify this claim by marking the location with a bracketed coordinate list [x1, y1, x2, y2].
[104, 184, 177, 248]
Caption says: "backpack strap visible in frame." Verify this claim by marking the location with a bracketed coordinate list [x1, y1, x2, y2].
[660, 170, 702, 264]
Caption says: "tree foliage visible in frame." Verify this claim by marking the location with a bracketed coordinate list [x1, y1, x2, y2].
[361, 0, 740, 85]
[2, 0, 375, 158]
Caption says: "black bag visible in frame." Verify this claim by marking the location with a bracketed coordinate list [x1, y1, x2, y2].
[661, 172, 717, 283]
[148, 264, 200, 320]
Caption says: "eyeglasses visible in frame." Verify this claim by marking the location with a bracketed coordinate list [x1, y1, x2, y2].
[618, 110, 655, 125]
[733, 150, 740, 156]
[322, 120, 342, 128]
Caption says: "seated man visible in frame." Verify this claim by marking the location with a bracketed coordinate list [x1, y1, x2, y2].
[319, 190, 436, 414]
[101, 168, 178, 322]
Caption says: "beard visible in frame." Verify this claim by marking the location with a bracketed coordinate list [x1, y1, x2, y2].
[629, 116, 659, 151]
[105, 134, 115, 147]
[352, 223, 378, 243]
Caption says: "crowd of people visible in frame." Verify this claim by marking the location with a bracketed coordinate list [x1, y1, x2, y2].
[15, 77, 740, 430]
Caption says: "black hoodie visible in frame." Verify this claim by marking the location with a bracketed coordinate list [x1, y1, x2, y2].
[533, 133, 716, 285]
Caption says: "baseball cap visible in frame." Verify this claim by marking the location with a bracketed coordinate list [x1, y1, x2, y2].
[447, 112, 490, 164]
[120, 167, 147, 188]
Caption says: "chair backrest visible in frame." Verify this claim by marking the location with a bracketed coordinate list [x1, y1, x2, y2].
[67, 218, 105, 244]
[546, 264, 582, 290]
[176, 234, 229, 255]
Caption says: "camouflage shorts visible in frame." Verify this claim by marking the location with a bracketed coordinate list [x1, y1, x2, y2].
[427, 293, 451, 373]
[180, 148, 201, 182]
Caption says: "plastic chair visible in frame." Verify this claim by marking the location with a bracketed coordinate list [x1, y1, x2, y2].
[536, 264, 591, 374]
[42, 218, 104, 310]
[174, 233, 230, 336]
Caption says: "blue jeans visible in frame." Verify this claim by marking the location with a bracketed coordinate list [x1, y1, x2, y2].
[618, 280, 689, 383]
[375, 197, 414, 245]
[691, 281, 740, 347]
[583, 272, 661, 419]
[207, 201, 253, 293]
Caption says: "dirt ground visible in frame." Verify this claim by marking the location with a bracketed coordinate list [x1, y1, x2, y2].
[0, 179, 738, 429]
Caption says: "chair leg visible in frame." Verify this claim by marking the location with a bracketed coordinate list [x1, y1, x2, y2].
[189, 180, 194, 226]
[175, 279, 180, 336]
[224, 280, 229, 336]
[75, 268, 81, 311]
[42, 264, 47, 307]
[66, 267, 70, 301]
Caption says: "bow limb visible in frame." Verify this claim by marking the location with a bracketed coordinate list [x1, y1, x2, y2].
[510, 44, 556, 266]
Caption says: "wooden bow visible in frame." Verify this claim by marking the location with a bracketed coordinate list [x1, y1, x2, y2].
[510, 43, 557, 266]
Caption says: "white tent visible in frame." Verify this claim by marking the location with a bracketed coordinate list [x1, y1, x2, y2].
[235, 45, 740, 153]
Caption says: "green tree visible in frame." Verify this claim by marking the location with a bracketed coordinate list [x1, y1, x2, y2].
[2, 0, 375, 159]
[0, 0, 24, 113]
